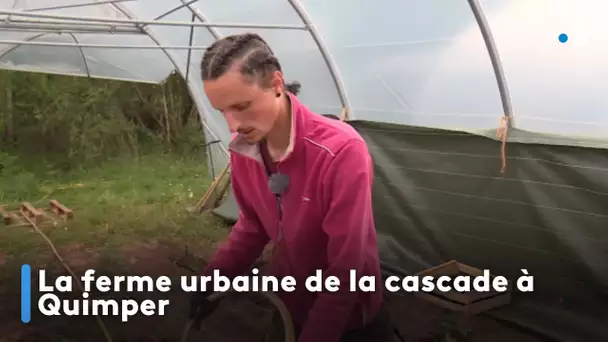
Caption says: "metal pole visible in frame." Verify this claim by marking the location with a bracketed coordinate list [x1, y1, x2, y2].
[110, 2, 229, 158]
[176, 1, 227, 173]
[0, 39, 209, 50]
[467, 0, 513, 123]
[178, 0, 223, 87]
[286, 0, 350, 116]
[179, 0, 222, 40]
[68, 33, 91, 77]
[154, 0, 199, 21]
[0, 33, 46, 60]
[0, 22, 144, 34]
[4, 17, 141, 31]
[0, 10, 308, 30]
[184, 12, 196, 85]
[24, 0, 136, 12]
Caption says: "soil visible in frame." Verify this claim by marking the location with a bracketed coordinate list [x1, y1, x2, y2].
[0, 241, 545, 342]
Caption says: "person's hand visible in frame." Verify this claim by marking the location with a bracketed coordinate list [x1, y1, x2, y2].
[189, 290, 220, 330]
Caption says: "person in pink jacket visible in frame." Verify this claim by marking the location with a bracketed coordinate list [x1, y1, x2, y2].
[189, 32, 394, 342]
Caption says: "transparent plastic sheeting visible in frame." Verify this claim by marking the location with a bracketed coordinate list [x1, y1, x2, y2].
[1, 0, 607, 158]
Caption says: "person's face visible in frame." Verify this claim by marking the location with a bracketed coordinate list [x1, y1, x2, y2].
[204, 68, 284, 144]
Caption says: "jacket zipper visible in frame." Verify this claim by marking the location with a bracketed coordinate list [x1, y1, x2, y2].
[275, 162, 285, 245]
[274, 162, 291, 275]
[262, 158, 288, 274]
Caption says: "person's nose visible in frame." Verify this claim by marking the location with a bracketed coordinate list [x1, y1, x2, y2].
[224, 112, 240, 133]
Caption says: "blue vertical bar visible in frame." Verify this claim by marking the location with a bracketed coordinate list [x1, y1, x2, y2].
[21, 264, 31, 323]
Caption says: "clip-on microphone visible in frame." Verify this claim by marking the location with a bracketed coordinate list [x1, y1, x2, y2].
[268, 173, 290, 196]
[261, 145, 290, 268]
[261, 141, 290, 219]
[268, 173, 289, 219]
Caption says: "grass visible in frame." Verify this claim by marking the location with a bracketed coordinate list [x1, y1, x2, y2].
[0, 71, 236, 339]
[0, 70, 219, 270]
[0, 151, 229, 271]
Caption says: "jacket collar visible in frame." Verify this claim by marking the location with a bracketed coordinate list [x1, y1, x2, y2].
[228, 92, 305, 164]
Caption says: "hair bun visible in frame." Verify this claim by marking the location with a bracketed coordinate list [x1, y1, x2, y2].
[285, 81, 301, 95]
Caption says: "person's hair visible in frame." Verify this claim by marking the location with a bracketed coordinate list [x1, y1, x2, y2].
[201, 33, 301, 96]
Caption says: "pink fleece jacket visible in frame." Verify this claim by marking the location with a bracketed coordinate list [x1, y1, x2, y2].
[202, 93, 383, 342]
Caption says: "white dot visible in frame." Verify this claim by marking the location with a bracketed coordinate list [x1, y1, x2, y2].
[82, 292, 89, 298]
[251, 268, 259, 275]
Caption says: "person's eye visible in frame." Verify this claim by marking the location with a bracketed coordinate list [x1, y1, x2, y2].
[233, 102, 251, 111]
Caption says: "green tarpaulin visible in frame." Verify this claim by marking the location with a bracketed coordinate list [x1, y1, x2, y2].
[213, 120, 608, 342]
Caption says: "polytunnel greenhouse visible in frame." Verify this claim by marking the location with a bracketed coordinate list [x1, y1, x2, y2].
[1, 1, 606, 341]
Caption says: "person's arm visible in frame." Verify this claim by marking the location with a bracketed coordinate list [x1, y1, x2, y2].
[201, 157, 269, 279]
[297, 139, 375, 342]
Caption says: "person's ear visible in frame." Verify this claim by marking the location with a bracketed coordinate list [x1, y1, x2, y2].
[270, 71, 284, 95]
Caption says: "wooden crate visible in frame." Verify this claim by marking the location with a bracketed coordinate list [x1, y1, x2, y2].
[20, 202, 44, 225]
[414, 260, 512, 316]
[0, 205, 29, 227]
[1, 200, 74, 227]
[50, 199, 74, 220]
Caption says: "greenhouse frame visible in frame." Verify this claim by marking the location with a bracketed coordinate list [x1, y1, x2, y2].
[1, 1, 606, 341]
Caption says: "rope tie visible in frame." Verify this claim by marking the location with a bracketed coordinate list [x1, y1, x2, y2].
[496, 115, 510, 175]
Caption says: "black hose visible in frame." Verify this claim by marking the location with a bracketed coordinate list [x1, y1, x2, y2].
[179, 290, 296, 342]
